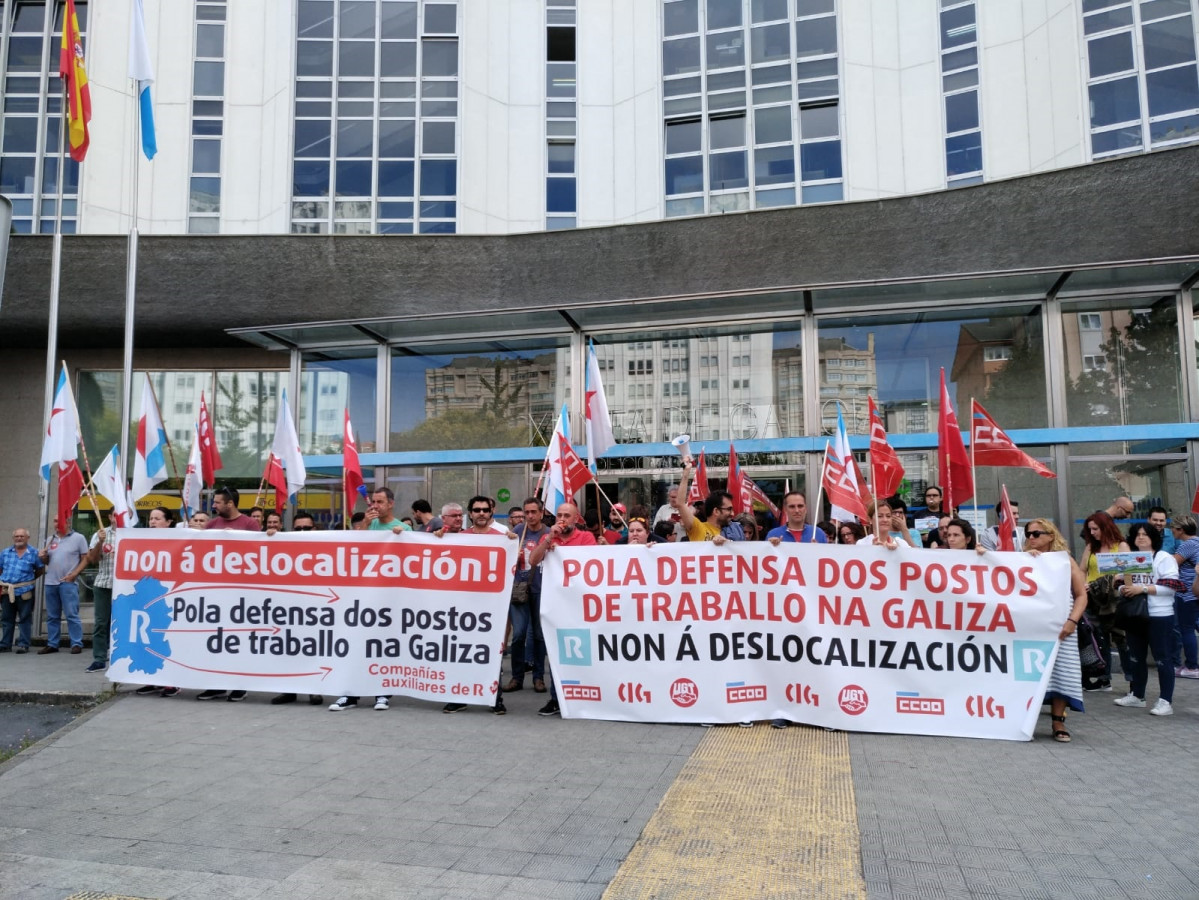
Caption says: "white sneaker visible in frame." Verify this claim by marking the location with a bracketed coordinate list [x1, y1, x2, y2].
[1114, 693, 1145, 708]
[374, 696, 389, 711]
[328, 696, 356, 711]
[1149, 699, 1174, 717]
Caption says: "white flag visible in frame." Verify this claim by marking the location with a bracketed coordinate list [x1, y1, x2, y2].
[584, 341, 616, 470]
[91, 445, 134, 527]
[271, 389, 307, 500]
[132, 377, 169, 501]
[181, 425, 205, 518]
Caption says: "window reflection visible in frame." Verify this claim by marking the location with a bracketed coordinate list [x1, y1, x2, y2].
[819, 307, 1047, 435]
[300, 353, 377, 454]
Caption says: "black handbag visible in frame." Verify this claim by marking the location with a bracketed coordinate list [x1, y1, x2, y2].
[1114, 590, 1149, 625]
[1076, 615, 1106, 681]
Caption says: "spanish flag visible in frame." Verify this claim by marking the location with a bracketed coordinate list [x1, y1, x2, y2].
[59, 0, 90, 162]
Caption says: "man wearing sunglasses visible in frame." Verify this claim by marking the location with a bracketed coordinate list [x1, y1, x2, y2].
[678, 461, 744, 544]
[439, 496, 515, 714]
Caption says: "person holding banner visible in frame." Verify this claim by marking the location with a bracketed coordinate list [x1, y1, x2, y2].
[205, 487, 261, 533]
[527, 502, 598, 718]
[942, 518, 978, 551]
[1023, 518, 1089, 742]
[84, 526, 115, 672]
[136, 508, 182, 698]
[1114, 523, 1183, 716]
[860, 500, 908, 548]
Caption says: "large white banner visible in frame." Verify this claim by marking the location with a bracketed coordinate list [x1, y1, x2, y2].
[108, 530, 516, 705]
[541, 542, 1071, 740]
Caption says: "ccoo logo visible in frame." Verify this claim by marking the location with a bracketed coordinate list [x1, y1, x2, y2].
[838, 684, 868, 716]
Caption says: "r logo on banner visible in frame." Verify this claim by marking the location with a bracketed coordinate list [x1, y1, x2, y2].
[1013, 640, 1057, 682]
[558, 629, 591, 666]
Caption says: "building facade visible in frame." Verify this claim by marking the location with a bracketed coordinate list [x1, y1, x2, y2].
[1, 0, 1198, 548]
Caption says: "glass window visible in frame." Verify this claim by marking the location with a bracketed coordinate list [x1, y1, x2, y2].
[300, 353, 377, 455]
[420, 158, 456, 195]
[380, 41, 417, 76]
[378, 160, 415, 195]
[293, 160, 331, 196]
[1089, 75, 1141, 126]
[422, 39, 458, 77]
[796, 0, 835, 15]
[424, 3, 457, 34]
[1141, 15, 1196, 69]
[340, 0, 376, 39]
[754, 145, 794, 184]
[945, 131, 982, 176]
[795, 16, 837, 58]
[945, 90, 979, 133]
[706, 0, 742, 30]
[1146, 65, 1199, 117]
[819, 307, 1047, 435]
[546, 177, 576, 213]
[297, 40, 334, 77]
[382, 2, 418, 38]
[1061, 296, 1182, 427]
[193, 61, 225, 97]
[799, 103, 838, 139]
[196, 24, 224, 58]
[192, 140, 221, 173]
[215, 372, 289, 476]
[709, 113, 745, 148]
[1088, 31, 1136, 78]
[751, 23, 789, 63]
[299, 1, 336, 38]
[667, 119, 702, 154]
[800, 140, 842, 180]
[940, 5, 976, 49]
[664, 36, 702, 76]
[754, 105, 792, 143]
[390, 341, 568, 451]
[337, 119, 374, 157]
[752, 0, 788, 23]
[548, 142, 575, 173]
[709, 149, 748, 189]
[665, 0, 699, 37]
[707, 30, 745, 69]
[665, 155, 704, 194]
[422, 120, 454, 154]
[335, 159, 373, 196]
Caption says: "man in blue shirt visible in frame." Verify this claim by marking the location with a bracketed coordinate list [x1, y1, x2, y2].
[1149, 507, 1176, 555]
[766, 492, 828, 544]
[1, 528, 44, 653]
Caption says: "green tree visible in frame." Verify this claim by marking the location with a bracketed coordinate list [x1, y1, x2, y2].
[477, 358, 526, 419]
[216, 374, 270, 477]
[392, 408, 529, 451]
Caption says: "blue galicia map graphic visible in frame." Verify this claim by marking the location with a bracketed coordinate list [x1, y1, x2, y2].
[110, 576, 173, 675]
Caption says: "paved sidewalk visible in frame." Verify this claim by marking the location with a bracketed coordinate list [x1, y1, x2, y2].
[2, 650, 1198, 899]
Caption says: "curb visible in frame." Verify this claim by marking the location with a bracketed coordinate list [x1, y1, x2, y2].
[0, 690, 111, 705]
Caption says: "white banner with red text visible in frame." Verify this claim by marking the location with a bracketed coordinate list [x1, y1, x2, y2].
[540, 542, 1071, 740]
[108, 530, 515, 704]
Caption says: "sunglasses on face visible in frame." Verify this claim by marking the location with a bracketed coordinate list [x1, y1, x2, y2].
[1025, 530, 1047, 539]
[294, 525, 314, 531]
[470, 507, 491, 514]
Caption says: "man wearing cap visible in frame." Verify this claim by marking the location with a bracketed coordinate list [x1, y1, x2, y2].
[604, 503, 627, 545]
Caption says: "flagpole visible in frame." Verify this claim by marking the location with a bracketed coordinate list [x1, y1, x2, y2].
[969, 396, 978, 524]
[812, 447, 828, 543]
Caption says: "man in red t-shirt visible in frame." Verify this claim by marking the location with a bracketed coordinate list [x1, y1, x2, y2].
[527, 502, 597, 717]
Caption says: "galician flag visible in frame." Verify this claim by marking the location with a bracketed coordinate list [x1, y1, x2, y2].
[128, 0, 157, 159]
[132, 377, 169, 501]
[543, 404, 572, 512]
[40, 363, 84, 533]
[271, 389, 306, 500]
[90, 445, 134, 528]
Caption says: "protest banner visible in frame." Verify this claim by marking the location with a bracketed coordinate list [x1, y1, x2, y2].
[540, 542, 1071, 740]
[108, 530, 516, 704]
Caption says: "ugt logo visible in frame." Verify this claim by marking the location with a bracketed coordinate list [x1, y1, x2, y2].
[1013, 640, 1057, 682]
[838, 684, 868, 716]
[557, 629, 591, 666]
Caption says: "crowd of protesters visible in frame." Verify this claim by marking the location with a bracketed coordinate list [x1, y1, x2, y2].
[3, 477, 1196, 742]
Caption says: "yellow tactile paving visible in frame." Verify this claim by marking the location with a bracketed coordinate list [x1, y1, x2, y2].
[65, 894, 156, 900]
[604, 725, 866, 900]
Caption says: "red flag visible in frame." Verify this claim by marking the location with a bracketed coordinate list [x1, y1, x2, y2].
[262, 452, 288, 514]
[343, 410, 367, 515]
[687, 448, 711, 506]
[744, 475, 780, 520]
[868, 396, 904, 499]
[970, 400, 1056, 478]
[197, 391, 223, 488]
[727, 444, 747, 514]
[937, 369, 973, 511]
[822, 443, 869, 521]
[55, 460, 85, 534]
[1191, 482, 1199, 516]
[556, 433, 592, 503]
[996, 485, 1016, 552]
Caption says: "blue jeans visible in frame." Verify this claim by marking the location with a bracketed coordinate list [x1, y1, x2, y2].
[508, 589, 545, 682]
[1, 592, 34, 648]
[1125, 615, 1175, 703]
[1175, 597, 1197, 670]
[44, 582, 83, 648]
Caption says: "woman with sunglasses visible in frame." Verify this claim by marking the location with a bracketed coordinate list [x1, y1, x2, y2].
[1023, 518, 1089, 742]
[1113, 523, 1183, 716]
[622, 516, 652, 546]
